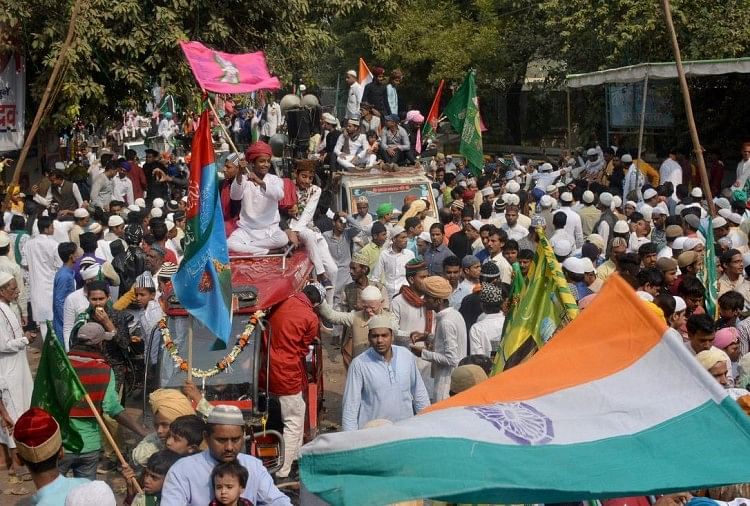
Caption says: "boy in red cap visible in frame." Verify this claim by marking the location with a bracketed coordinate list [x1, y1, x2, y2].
[14, 407, 90, 501]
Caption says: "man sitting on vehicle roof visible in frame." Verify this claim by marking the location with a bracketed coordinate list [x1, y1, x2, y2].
[227, 141, 290, 255]
[380, 114, 414, 166]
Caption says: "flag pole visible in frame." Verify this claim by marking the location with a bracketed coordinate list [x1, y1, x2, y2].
[187, 316, 193, 383]
[3, 0, 83, 211]
[83, 393, 143, 494]
[660, 0, 715, 217]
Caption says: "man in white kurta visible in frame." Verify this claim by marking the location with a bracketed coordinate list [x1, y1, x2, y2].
[25, 217, 62, 339]
[227, 142, 288, 255]
[0, 273, 35, 460]
[371, 227, 415, 300]
[411, 276, 467, 402]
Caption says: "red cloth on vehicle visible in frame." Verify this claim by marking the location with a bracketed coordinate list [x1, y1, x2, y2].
[261, 292, 319, 396]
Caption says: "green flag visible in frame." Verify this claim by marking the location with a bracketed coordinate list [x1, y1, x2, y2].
[699, 216, 718, 319]
[492, 229, 579, 374]
[31, 323, 88, 452]
[442, 70, 484, 176]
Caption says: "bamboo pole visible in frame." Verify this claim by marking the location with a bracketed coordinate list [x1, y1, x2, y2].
[4, 0, 85, 211]
[660, 0, 715, 217]
[83, 393, 143, 494]
[566, 88, 572, 151]
[187, 316, 193, 383]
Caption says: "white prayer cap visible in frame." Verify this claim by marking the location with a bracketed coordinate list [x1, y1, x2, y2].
[612, 195, 622, 209]
[322, 113, 337, 125]
[81, 264, 102, 281]
[0, 232, 9, 248]
[480, 187, 494, 197]
[672, 237, 687, 250]
[712, 216, 728, 229]
[540, 195, 554, 208]
[468, 220, 483, 232]
[643, 188, 658, 200]
[673, 296, 687, 312]
[560, 192, 573, 203]
[651, 206, 666, 216]
[108, 215, 124, 227]
[640, 205, 653, 222]
[562, 257, 585, 274]
[506, 181, 520, 194]
[582, 191, 595, 204]
[553, 239, 573, 258]
[134, 198, 146, 208]
[150, 208, 163, 218]
[683, 237, 703, 251]
[207, 404, 245, 426]
[54, 161, 65, 170]
[391, 225, 406, 237]
[714, 197, 731, 210]
[586, 148, 597, 156]
[346, 69, 357, 78]
[579, 257, 596, 274]
[88, 223, 103, 235]
[152, 198, 165, 209]
[729, 213, 743, 225]
[367, 313, 397, 331]
[128, 204, 140, 213]
[545, 184, 557, 194]
[620, 154, 633, 163]
[613, 220, 630, 234]
[165, 220, 175, 232]
[596, 192, 612, 208]
[64, 480, 116, 506]
[360, 286, 383, 302]
[226, 152, 244, 166]
[417, 231, 431, 243]
[691, 187, 703, 198]
[718, 208, 732, 220]
[625, 200, 637, 209]
[73, 208, 89, 219]
[540, 163, 553, 173]
[0, 271, 13, 287]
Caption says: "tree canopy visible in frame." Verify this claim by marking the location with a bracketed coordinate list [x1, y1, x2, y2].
[2, 0, 750, 128]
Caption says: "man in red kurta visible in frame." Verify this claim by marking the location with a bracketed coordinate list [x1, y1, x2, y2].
[262, 285, 320, 481]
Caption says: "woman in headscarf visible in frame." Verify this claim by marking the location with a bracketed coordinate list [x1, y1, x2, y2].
[131, 389, 195, 471]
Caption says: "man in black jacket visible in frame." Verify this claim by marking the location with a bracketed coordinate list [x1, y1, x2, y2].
[362, 66, 388, 118]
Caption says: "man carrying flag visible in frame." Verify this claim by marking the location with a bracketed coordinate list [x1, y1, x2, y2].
[443, 70, 484, 177]
[493, 228, 578, 373]
[57, 322, 147, 479]
[173, 105, 234, 347]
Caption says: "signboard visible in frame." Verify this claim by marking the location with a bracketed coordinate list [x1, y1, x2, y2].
[0, 54, 25, 152]
[607, 81, 673, 129]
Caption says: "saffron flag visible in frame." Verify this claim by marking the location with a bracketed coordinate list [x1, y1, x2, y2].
[442, 70, 484, 176]
[31, 323, 88, 452]
[358, 57, 373, 88]
[172, 107, 233, 347]
[699, 215, 718, 318]
[422, 79, 445, 141]
[179, 41, 280, 94]
[300, 274, 750, 505]
[492, 228, 578, 373]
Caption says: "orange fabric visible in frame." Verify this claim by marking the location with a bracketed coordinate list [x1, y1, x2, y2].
[424, 275, 667, 412]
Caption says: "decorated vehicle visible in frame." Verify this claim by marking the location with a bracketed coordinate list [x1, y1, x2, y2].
[151, 250, 320, 472]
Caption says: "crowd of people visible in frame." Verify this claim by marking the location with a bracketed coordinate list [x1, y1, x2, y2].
[0, 65, 750, 503]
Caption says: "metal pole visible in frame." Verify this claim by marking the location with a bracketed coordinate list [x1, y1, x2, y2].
[636, 74, 650, 162]
[5, 0, 84, 210]
[566, 88, 572, 151]
[334, 73, 341, 118]
[187, 315, 193, 383]
[661, 0, 715, 216]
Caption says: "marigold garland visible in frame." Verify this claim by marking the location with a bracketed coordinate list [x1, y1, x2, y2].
[159, 311, 265, 378]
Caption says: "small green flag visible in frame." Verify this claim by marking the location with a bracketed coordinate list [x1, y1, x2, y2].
[700, 216, 718, 319]
[442, 70, 484, 177]
[31, 323, 88, 452]
[492, 229, 579, 374]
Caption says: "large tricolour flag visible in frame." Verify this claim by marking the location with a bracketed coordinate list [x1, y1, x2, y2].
[172, 107, 233, 347]
[180, 41, 281, 94]
[300, 274, 750, 505]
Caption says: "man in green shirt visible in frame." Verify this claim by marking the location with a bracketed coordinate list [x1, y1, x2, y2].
[60, 320, 148, 480]
[359, 221, 388, 271]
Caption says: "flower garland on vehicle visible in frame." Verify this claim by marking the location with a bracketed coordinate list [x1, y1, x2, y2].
[159, 310, 265, 378]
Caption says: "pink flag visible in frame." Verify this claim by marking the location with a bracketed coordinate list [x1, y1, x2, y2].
[179, 41, 281, 94]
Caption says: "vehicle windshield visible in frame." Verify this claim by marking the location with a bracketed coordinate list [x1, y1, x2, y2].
[159, 317, 257, 395]
[350, 182, 435, 219]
